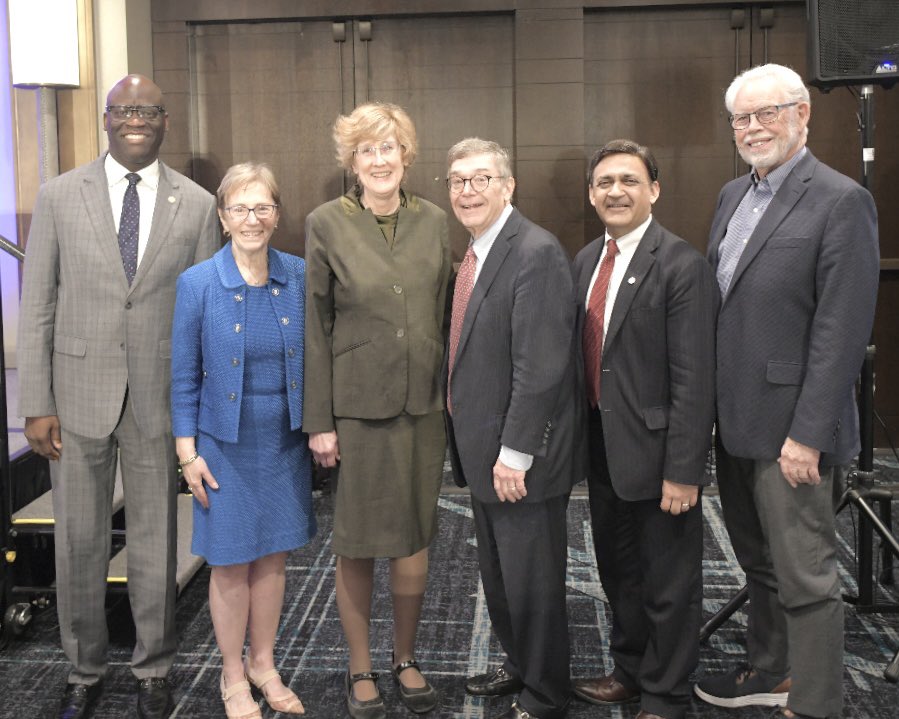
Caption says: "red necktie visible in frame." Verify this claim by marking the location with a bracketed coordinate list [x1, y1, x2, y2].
[447, 244, 477, 413]
[583, 238, 619, 408]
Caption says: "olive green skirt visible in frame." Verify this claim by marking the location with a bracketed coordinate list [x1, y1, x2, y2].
[331, 411, 446, 558]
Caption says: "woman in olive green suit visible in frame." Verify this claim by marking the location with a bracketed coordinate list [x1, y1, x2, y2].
[304, 102, 451, 719]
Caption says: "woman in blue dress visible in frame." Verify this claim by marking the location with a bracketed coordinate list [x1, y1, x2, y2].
[172, 162, 315, 719]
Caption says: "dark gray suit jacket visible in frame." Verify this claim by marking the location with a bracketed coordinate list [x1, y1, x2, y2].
[709, 149, 880, 465]
[574, 219, 718, 501]
[445, 208, 583, 503]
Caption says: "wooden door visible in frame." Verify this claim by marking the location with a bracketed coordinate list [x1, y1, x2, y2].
[187, 14, 514, 261]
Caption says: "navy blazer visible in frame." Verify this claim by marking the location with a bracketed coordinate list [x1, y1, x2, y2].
[710, 149, 879, 465]
[444, 209, 583, 503]
[171, 242, 306, 443]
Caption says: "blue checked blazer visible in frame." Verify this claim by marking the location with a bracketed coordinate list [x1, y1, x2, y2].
[709, 149, 879, 465]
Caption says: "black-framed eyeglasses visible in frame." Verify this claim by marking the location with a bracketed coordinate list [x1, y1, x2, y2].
[446, 174, 506, 194]
[354, 141, 399, 159]
[728, 102, 798, 130]
[105, 105, 166, 121]
[224, 204, 279, 221]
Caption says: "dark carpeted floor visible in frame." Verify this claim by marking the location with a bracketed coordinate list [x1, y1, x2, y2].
[3, 465, 899, 718]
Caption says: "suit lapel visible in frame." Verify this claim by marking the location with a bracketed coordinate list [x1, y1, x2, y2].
[454, 209, 518, 364]
[602, 222, 659, 354]
[708, 176, 751, 266]
[576, 239, 603, 308]
[81, 156, 129, 291]
[726, 152, 815, 298]
[132, 163, 177, 290]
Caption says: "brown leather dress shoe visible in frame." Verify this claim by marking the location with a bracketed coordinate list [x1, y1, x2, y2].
[572, 675, 639, 705]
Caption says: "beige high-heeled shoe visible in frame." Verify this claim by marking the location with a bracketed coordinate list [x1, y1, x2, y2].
[220, 673, 262, 719]
[244, 661, 305, 715]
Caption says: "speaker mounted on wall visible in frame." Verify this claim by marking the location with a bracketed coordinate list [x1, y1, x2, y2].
[807, 0, 899, 89]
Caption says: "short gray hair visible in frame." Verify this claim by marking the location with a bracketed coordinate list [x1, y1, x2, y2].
[446, 137, 513, 179]
[724, 63, 810, 113]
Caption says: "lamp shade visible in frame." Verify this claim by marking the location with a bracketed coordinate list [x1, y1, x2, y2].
[9, 0, 80, 88]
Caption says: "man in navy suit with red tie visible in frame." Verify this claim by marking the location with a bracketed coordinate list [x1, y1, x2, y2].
[571, 139, 718, 719]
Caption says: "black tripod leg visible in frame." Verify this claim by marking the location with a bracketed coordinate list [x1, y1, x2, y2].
[700, 584, 749, 644]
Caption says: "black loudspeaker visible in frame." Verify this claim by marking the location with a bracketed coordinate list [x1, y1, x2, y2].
[807, 0, 899, 88]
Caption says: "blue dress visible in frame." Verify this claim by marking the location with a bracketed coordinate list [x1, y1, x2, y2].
[192, 284, 316, 565]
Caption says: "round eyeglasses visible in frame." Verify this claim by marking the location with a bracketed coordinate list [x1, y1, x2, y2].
[106, 105, 166, 121]
[728, 102, 798, 130]
[446, 175, 506, 194]
[224, 204, 279, 221]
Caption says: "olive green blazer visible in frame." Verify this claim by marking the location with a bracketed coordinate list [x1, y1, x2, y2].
[303, 191, 452, 432]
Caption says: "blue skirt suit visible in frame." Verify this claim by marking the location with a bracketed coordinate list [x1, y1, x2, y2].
[171, 243, 316, 566]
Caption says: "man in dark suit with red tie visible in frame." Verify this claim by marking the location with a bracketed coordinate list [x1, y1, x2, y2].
[443, 137, 581, 719]
[571, 139, 718, 719]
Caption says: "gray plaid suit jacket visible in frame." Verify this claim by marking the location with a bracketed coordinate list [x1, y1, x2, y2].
[17, 155, 220, 438]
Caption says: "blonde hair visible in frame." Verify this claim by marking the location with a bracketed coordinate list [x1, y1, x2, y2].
[332, 102, 418, 172]
[216, 162, 281, 209]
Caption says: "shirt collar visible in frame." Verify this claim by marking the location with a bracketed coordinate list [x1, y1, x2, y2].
[471, 203, 514, 259]
[751, 146, 806, 194]
[105, 153, 160, 191]
[605, 213, 652, 252]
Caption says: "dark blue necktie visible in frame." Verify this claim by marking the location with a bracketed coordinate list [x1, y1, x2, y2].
[118, 172, 141, 284]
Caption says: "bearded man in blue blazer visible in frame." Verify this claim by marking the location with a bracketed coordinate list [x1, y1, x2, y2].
[694, 64, 879, 719]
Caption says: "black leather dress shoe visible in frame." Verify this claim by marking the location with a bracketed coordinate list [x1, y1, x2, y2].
[58, 682, 102, 719]
[136, 677, 174, 719]
[464, 666, 524, 697]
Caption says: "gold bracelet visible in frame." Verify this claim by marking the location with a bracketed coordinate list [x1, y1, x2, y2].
[178, 452, 199, 468]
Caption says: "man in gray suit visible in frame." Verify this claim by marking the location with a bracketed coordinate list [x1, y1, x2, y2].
[443, 138, 581, 719]
[571, 140, 717, 719]
[694, 64, 879, 719]
[18, 74, 219, 719]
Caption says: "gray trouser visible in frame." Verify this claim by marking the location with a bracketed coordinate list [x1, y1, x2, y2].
[716, 444, 844, 718]
[51, 391, 178, 684]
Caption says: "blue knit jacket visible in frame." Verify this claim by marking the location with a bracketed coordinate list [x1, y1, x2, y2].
[171, 242, 305, 443]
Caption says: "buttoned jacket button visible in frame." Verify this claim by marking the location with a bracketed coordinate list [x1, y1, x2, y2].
[396, 328, 405, 338]
[125, 301, 132, 309]
[393, 284, 403, 294]
[228, 392, 236, 401]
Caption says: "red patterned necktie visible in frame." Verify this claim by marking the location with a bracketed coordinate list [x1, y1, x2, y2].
[583, 238, 619, 408]
[447, 244, 478, 413]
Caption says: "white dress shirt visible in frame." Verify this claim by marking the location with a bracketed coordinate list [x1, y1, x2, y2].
[585, 214, 653, 346]
[105, 153, 160, 269]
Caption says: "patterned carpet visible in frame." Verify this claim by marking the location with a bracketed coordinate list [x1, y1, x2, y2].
[3, 480, 899, 718]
